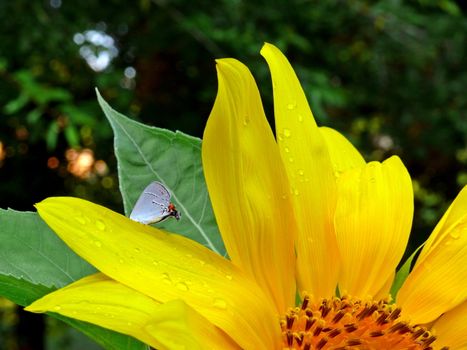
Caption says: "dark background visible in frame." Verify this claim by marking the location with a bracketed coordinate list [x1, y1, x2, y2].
[1, 0, 466, 348]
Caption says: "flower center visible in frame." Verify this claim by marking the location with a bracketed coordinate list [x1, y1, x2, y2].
[280, 295, 449, 350]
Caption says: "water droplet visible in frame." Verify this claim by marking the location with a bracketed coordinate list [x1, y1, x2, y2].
[118, 258, 124, 264]
[450, 232, 460, 240]
[225, 274, 233, 280]
[152, 260, 159, 266]
[287, 102, 296, 110]
[176, 282, 189, 291]
[162, 272, 172, 284]
[74, 215, 87, 225]
[94, 240, 102, 248]
[198, 259, 206, 266]
[127, 321, 133, 327]
[54, 306, 61, 311]
[284, 147, 290, 153]
[283, 128, 291, 137]
[298, 169, 304, 176]
[281, 193, 287, 200]
[134, 247, 141, 253]
[213, 298, 227, 309]
[293, 189, 299, 196]
[298, 114, 304, 122]
[288, 157, 294, 163]
[95, 219, 106, 231]
[243, 116, 250, 126]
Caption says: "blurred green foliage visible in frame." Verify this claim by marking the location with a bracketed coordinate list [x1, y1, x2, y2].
[0, 0, 466, 348]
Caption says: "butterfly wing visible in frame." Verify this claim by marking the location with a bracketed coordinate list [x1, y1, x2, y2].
[130, 181, 172, 224]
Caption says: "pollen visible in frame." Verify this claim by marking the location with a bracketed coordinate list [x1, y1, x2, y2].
[280, 294, 449, 350]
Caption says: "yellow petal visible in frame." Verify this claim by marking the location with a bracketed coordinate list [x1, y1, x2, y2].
[145, 299, 240, 350]
[36, 197, 281, 350]
[334, 156, 413, 298]
[319, 126, 365, 176]
[397, 185, 467, 324]
[374, 271, 395, 300]
[202, 58, 296, 313]
[432, 300, 467, 350]
[26, 273, 239, 350]
[261, 43, 339, 298]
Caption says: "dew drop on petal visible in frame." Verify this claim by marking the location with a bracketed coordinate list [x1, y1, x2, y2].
[94, 240, 102, 248]
[284, 147, 290, 153]
[298, 114, 304, 122]
[134, 247, 141, 253]
[53, 306, 61, 311]
[162, 272, 172, 285]
[298, 169, 304, 176]
[225, 274, 233, 281]
[450, 231, 460, 240]
[95, 219, 106, 231]
[176, 282, 189, 291]
[287, 102, 296, 110]
[74, 215, 87, 225]
[283, 128, 291, 138]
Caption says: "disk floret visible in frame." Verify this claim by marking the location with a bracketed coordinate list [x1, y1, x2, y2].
[280, 294, 448, 350]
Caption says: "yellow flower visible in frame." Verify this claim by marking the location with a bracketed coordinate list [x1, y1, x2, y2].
[26, 44, 467, 349]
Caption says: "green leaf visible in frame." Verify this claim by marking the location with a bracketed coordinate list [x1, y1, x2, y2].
[4, 92, 29, 114]
[0, 209, 147, 350]
[64, 123, 80, 147]
[46, 121, 59, 150]
[390, 243, 425, 298]
[96, 89, 225, 256]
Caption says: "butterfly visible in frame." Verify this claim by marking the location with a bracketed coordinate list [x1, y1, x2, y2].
[129, 181, 180, 224]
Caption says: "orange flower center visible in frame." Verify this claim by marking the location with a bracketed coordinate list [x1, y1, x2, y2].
[280, 295, 449, 350]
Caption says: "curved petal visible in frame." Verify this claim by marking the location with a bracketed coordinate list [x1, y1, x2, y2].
[35, 197, 281, 350]
[334, 156, 413, 298]
[261, 43, 339, 299]
[432, 300, 467, 350]
[397, 185, 467, 324]
[26, 273, 239, 349]
[319, 126, 365, 176]
[202, 58, 296, 313]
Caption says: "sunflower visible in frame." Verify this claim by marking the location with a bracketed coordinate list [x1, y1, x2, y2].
[26, 43, 467, 349]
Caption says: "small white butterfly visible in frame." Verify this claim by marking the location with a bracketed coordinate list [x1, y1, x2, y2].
[130, 181, 180, 224]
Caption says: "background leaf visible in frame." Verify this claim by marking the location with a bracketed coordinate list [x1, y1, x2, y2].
[0, 208, 148, 350]
[390, 243, 424, 298]
[97, 90, 225, 256]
